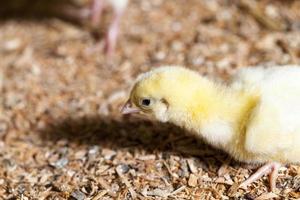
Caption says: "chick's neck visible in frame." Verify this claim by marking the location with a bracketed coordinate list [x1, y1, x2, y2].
[167, 79, 257, 150]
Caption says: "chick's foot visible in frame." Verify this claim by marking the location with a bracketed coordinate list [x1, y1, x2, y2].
[239, 162, 281, 192]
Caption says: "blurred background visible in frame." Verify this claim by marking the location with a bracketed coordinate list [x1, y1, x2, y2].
[0, 0, 299, 199]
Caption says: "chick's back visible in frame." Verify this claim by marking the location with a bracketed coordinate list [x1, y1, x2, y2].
[233, 66, 300, 163]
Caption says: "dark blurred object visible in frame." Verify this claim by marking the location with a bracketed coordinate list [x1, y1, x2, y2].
[0, 0, 89, 22]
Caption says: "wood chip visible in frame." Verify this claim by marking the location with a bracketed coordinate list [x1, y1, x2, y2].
[255, 192, 278, 200]
[239, 0, 286, 31]
[97, 177, 117, 197]
[92, 190, 108, 200]
[187, 158, 198, 174]
[116, 165, 137, 199]
[188, 174, 198, 187]
[137, 155, 156, 161]
[146, 188, 173, 198]
[170, 186, 186, 196]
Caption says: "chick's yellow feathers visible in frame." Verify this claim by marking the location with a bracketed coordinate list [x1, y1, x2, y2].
[126, 65, 300, 164]
[233, 66, 300, 163]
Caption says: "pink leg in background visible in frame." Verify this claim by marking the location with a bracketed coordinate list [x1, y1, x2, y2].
[91, 0, 104, 27]
[104, 11, 122, 56]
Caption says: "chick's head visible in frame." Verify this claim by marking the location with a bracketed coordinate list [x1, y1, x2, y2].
[122, 66, 210, 122]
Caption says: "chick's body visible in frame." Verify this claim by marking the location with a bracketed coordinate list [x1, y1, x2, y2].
[124, 65, 300, 190]
[232, 66, 300, 164]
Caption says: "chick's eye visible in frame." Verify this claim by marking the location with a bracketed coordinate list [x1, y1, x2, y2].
[141, 98, 151, 106]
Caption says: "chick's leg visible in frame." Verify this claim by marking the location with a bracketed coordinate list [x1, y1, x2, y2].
[104, 11, 122, 56]
[239, 162, 281, 191]
[91, 0, 104, 27]
[269, 162, 281, 191]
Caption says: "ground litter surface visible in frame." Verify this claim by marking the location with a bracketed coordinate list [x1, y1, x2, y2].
[0, 0, 300, 199]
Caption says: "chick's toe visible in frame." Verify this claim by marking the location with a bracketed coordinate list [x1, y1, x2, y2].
[239, 162, 281, 191]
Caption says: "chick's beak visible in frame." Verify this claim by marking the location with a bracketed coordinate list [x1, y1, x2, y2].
[121, 100, 140, 114]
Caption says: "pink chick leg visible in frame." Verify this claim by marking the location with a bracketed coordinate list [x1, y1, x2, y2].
[91, 0, 104, 27]
[104, 10, 122, 56]
[239, 162, 281, 192]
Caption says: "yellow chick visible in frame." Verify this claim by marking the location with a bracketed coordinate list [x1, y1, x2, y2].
[121, 65, 300, 191]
